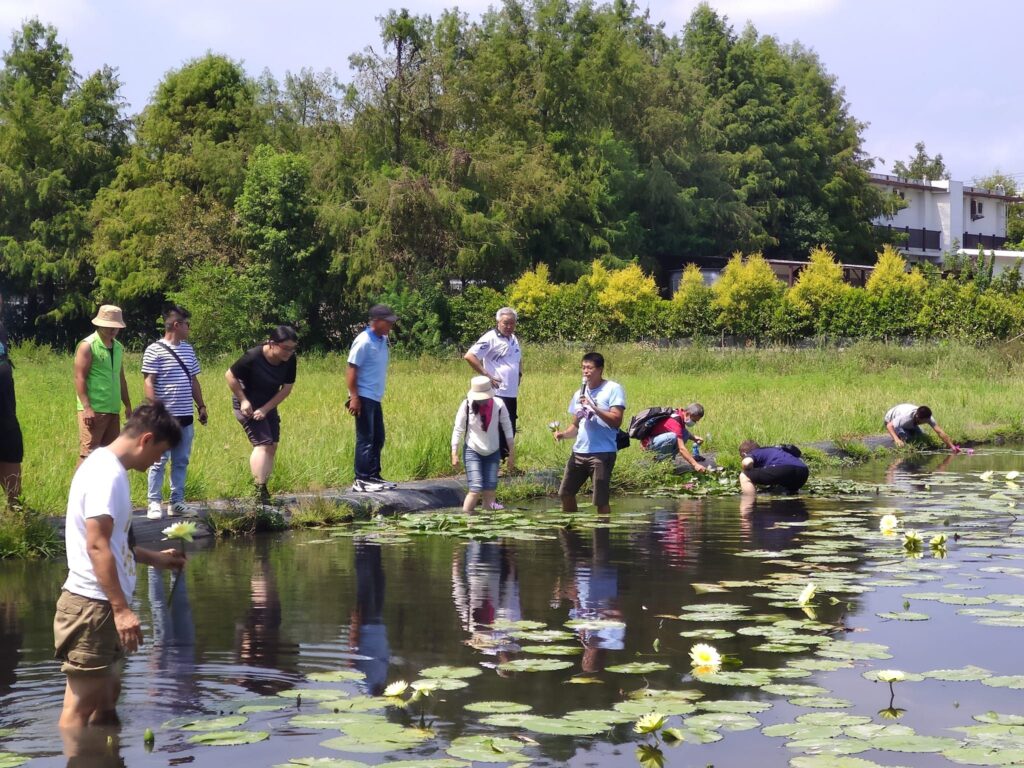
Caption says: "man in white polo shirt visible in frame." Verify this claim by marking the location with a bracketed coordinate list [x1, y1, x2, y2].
[142, 306, 208, 519]
[465, 307, 522, 463]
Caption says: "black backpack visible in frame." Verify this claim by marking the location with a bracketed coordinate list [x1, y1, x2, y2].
[627, 407, 682, 440]
[778, 443, 803, 458]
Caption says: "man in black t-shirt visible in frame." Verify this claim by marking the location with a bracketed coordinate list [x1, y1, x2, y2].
[0, 291, 23, 507]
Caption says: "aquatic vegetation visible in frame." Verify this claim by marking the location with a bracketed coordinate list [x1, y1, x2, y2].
[879, 513, 899, 534]
[689, 643, 722, 673]
[162, 521, 199, 542]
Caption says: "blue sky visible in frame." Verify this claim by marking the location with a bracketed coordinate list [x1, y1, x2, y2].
[2, 0, 1021, 185]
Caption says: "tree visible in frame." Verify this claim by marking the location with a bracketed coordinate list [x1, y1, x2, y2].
[0, 19, 128, 340]
[892, 141, 949, 181]
[974, 172, 1023, 250]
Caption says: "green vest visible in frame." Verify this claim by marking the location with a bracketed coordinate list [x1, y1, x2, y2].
[77, 332, 123, 413]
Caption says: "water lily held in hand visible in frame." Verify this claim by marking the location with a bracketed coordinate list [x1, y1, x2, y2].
[162, 522, 198, 542]
[547, 421, 561, 432]
[902, 530, 922, 551]
[797, 582, 816, 607]
[689, 643, 721, 671]
[633, 712, 668, 735]
[879, 514, 899, 534]
[384, 680, 409, 698]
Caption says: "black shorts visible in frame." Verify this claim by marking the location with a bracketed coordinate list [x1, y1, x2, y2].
[234, 408, 280, 446]
[0, 418, 23, 463]
[745, 464, 809, 492]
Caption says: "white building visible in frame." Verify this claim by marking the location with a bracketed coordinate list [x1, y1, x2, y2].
[870, 173, 1022, 274]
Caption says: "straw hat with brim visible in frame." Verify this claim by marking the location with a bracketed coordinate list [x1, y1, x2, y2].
[92, 305, 126, 329]
[467, 375, 495, 401]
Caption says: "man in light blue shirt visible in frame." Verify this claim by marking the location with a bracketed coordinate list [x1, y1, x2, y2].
[553, 352, 626, 515]
[346, 304, 397, 492]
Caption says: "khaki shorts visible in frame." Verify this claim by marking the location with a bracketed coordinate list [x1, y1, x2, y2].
[54, 590, 123, 676]
[558, 452, 617, 507]
[78, 412, 120, 458]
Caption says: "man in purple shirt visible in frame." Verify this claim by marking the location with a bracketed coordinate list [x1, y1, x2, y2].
[738, 440, 809, 495]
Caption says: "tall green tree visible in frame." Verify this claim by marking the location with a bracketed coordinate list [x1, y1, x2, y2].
[0, 19, 128, 340]
[892, 141, 949, 181]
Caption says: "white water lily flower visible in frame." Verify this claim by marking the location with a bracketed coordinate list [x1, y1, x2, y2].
[797, 582, 816, 607]
[879, 514, 899, 534]
[383, 680, 408, 698]
[162, 522, 198, 542]
[980, 471, 995, 481]
[633, 712, 668, 735]
[1007, 471, 1021, 481]
[902, 530, 922, 551]
[876, 670, 905, 683]
[929, 533, 948, 549]
[547, 421, 561, 432]
[689, 643, 721, 670]
[410, 679, 439, 693]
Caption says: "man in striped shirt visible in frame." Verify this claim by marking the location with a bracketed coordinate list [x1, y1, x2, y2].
[142, 306, 207, 519]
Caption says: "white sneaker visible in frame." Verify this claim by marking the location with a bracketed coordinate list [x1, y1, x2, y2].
[168, 502, 188, 517]
[146, 502, 164, 520]
[352, 479, 386, 492]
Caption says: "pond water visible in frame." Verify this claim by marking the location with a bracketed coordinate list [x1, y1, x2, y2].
[4, 450, 1024, 767]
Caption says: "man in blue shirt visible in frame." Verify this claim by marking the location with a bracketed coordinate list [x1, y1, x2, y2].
[347, 305, 398, 492]
[738, 440, 809, 495]
[553, 352, 626, 515]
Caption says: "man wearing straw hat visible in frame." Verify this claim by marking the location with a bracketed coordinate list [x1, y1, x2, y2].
[74, 305, 133, 466]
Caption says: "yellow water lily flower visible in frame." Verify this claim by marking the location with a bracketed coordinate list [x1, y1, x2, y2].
[633, 712, 668, 735]
[410, 679, 439, 693]
[902, 530, 922, 551]
[929, 533, 947, 549]
[879, 514, 899, 535]
[878, 706, 906, 720]
[980, 471, 995, 481]
[162, 522, 198, 542]
[383, 680, 409, 698]
[876, 670, 905, 683]
[797, 582, 816, 607]
[689, 643, 721, 670]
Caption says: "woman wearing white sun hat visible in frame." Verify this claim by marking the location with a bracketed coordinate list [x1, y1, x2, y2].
[451, 376, 515, 513]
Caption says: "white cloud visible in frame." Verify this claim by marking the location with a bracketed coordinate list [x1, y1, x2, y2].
[0, 0, 91, 33]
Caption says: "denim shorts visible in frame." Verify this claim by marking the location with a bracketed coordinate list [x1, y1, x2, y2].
[464, 446, 500, 491]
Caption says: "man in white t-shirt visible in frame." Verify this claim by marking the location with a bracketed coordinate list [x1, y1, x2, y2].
[54, 401, 186, 728]
[464, 307, 522, 462]
[883, 403, 958, 452]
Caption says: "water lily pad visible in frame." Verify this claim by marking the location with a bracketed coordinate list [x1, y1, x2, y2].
[273, 760, 368, 768]
[509, 629, 575, 642]
[497, 658, 573, 673]
[564, 708, 635, 724]
[307, 670, 366, 683]
[187, 730, 269, 746]
[517, 716, 609, 736]
[696, 699, 772, 714]
[321, 722, 433, 754]
[381, 762, 471, 768]
[973, 712, 1024, 725]
[943, 747, 1024, 765]
[518, 644, 582, 655]
[464, 701, 533, 714]
[983, 675, 1024, 689]
[763, 683, 829, 697]
[180, 715, 248, 731]
[418, 665, 482, 679]
[411, 677, 469, 691]
[923, 665, 992, 681]
[0, 755, 29, 768]
[564, 618, 626, 631]
[278, 688, 349, 701]
[685, 712, 760, 731]
[446, 735, 530, 763]
[786, 737, 870, 755]
[876, 611, 930, 621]
[679, 628, 735, 639]
[871, 734, 959, 752]
[290, 712, 380, 729]
[605, 662, 671, 674]
[789, 757, 896, 768]
[789, 697, 853, 709]
[238, 703, 289, 714]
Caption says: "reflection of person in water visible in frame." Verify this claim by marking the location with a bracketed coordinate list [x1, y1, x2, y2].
[234, 554, 298, 696]
[885, 453, 954, 491]
[145, 566, 196, 708]
[0, 600, 21, 698]
[739, 495, 808, 551]
[555, 525, 623, 673]
[62, 727, 125, 768]
[451, 541, 522, 660]
[350, 542, 390, 695]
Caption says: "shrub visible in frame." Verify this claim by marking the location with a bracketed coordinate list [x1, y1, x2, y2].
[788, 246, 851, 335]
[712, 252, 783, 342]
[863, 246, 926, 339]
[770, 292, 813, 342]
[447, 286, 506, 348]
[918, 280, 1024, 342]
[169, 261, 274, 355]
[376, 281, 450, 355]
[597, 262, 662, 339]
[507, 263, 557, 318]
[667, 264, 716, 339]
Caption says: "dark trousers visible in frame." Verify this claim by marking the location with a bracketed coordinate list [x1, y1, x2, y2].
[497, 396, 517, 461]
[355, 398, 385, 480]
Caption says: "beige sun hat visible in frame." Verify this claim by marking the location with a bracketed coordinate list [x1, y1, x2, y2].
[91, 305, 126, 329]
[467, 375, 495, 401]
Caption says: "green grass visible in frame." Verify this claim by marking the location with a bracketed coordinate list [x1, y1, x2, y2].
[9, 341, 1024, 515]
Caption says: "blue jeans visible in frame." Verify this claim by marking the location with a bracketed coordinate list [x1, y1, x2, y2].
[355, 398, 385, 481]
[649, 432, 679, 460]
[147, 422, 194, 504]
[464, 446, 500, 491]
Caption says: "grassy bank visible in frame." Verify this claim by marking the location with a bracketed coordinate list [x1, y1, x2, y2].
[8, 342, 1024, 515]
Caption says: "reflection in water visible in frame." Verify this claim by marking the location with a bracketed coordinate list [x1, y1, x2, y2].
[351, 542, 389, 695]
[0, 600, 22, 697]
[740, 496, 809, 550]
[452, 541, 522, 662]
[556, 526, 623, 673]
[234, 555, 298, 696]
[62, 727, 124, 768]
[146, 566, 197, 707]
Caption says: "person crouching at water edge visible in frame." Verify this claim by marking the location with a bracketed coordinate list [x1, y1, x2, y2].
[738, 440, 809, 496]
[452, 376, 515, 513]
[54, 401, 185, 728]
[553, 352, 626, 516]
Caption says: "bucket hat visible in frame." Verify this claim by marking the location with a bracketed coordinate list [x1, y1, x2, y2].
[91, 305, 126, 329]
[467, 375, 495, 401]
